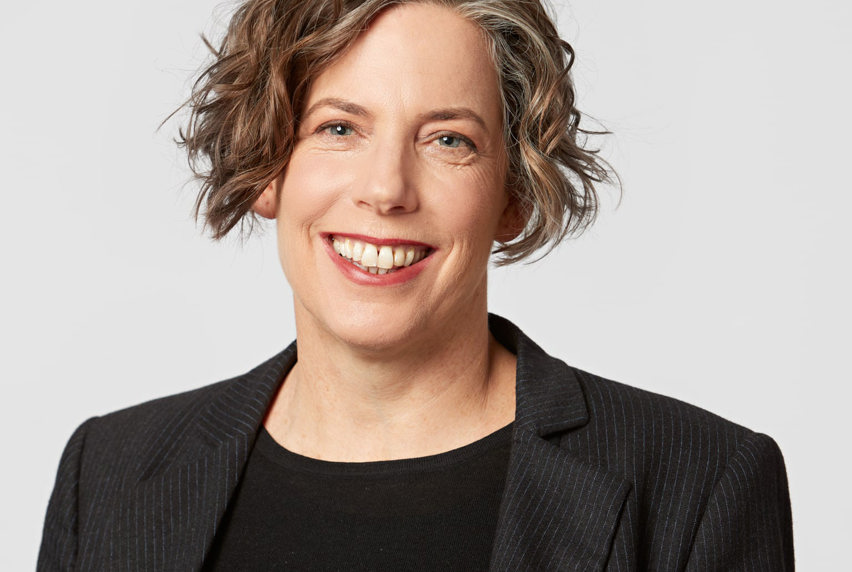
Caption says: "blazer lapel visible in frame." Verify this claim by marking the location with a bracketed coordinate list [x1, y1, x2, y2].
[121, 344, 296, 571]
[488, 315, 631, 571]
[105, 316, 628, 570]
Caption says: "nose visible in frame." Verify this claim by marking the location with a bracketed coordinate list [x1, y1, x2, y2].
[352, 138, 419, 215]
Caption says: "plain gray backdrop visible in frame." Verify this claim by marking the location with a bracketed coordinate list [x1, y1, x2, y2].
[2, 0, 849, 568]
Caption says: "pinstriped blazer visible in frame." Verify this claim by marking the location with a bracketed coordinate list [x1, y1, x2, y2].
[39, 315, 794, 570]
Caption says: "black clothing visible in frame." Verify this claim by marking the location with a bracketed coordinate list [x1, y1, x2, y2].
[205, 424, 512, 571]
[39, 315, 794, 571]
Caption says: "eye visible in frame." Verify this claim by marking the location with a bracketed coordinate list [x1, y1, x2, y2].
[433, 133, 477, 152]
[320, 122, 354, 137]
[438, 135, 462, 148]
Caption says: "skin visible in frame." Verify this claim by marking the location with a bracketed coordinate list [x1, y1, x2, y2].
[254, 3, 518, 462]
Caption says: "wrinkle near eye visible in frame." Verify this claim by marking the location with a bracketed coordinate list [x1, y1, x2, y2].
[435, 131, 477, 152]
[425, 131, 478, 164]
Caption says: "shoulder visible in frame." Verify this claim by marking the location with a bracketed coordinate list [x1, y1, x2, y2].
[493, 314, 792, 567]
[569, 364, 784, 475]
[81, 377, 236, 452]
[560, 369, 791, 566]
[493, 312, 784, 496]
[575, 367, 756, 456]
[66, 343, 296, 481]
[561, 366, 788, 515]
[492, 313, 767, 460]
[59, 379, 238, 498]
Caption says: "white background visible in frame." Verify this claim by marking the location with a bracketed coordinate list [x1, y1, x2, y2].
[1, 0, 849, 568]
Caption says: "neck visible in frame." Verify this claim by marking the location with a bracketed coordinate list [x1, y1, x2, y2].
[264, 307, 516, 462]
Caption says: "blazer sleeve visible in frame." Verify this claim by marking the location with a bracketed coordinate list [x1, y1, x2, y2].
[686, 432, 794, 571]
[38, 418, 94, 572]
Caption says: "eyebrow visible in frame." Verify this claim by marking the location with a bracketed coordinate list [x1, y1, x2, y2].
[302, 97, 372, 120]
[303, 98, 490, 133]
[421, 108, 489, 132]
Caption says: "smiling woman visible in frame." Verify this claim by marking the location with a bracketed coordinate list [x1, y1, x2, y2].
[38, 1, 794, 571]
[254, 6, 514, 365]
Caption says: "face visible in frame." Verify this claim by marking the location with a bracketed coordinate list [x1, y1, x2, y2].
[257, 3, 513, 355]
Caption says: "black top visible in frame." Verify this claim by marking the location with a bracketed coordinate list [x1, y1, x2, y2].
[39, 315, 794, 571]
[204, 423, 514, 571]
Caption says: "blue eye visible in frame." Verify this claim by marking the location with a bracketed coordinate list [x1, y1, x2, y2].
[438, 135, 462, 148]
[325, 123, 353, 136]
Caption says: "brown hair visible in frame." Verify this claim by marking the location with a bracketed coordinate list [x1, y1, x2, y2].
[179, 0, 615, 264]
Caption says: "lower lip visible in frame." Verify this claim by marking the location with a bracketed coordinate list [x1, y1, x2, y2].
[323, 239, 432, 286]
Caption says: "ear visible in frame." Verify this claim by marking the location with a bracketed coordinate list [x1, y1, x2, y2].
[252, 178, 279, 219]
[495, 197, 527, 243]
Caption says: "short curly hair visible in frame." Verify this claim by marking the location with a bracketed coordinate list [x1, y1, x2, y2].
[179, 0, 614, 264]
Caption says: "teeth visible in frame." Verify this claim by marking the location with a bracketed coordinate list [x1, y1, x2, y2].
[331, 236, 430, 274]
[361, 243, 378, 267]
[393, 247, 406, 266]
[377, 246, 394, 269]
[352, 241, 364, 262]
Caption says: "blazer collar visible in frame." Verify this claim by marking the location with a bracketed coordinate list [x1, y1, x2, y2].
[128, 344, 297, 570]
[487, 314, 631, 570]
[489, 313, 589, 436]
[131, 316, 628, 570]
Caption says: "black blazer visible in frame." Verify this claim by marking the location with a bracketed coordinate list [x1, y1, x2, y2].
[39, 315, 793, 570]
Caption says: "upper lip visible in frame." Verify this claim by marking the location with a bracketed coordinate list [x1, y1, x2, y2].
[324, 232, 435, 249]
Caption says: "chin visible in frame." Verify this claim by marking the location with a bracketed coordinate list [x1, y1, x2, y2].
[309, 302, 429, 355]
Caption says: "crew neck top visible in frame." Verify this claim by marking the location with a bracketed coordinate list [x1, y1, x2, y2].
[204, 422, 514, 571]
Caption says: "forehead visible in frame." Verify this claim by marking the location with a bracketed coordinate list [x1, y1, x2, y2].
[305, 3, 502, 122]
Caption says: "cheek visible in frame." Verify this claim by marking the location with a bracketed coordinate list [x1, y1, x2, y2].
[430, 167, 508, 242]
[276, 152, 350, 235]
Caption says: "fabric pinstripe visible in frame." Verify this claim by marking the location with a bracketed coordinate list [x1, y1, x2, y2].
[39, 315, 793, 570]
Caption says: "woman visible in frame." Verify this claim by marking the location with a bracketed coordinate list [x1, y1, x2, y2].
[39, 0, 793, 570]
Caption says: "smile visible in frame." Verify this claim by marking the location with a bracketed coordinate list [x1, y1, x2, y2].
[330, 235, 432, 275]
